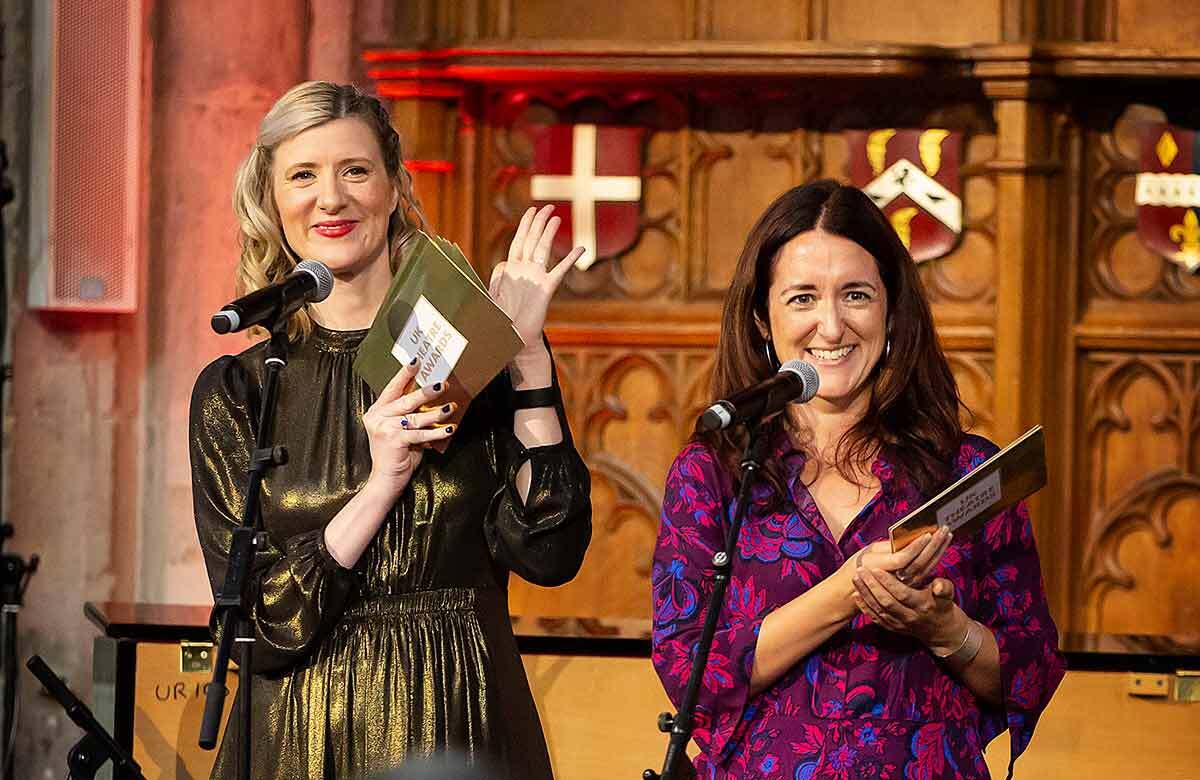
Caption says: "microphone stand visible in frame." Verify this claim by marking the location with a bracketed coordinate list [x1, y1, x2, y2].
[0, 526, 35, 780]
[0, 140, 38, 780]
[644, 421, 771, 780]
[25, 655, 145, 780]
[198, 317, 291, 780]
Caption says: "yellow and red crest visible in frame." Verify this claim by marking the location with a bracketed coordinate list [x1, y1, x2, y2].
[528, 124, 646, 270]
[846, 129, 964, 263]
[1135, 123, 1200, 272]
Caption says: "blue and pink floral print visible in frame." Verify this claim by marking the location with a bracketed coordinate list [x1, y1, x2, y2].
[652, 428, 1065, 779]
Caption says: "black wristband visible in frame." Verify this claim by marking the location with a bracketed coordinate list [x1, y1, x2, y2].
[510, 386, 561, 410]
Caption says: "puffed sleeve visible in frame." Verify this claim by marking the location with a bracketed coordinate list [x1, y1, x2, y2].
[483, 347, 592, 587]
[974, 498, 1067, 770]
[190, 356, 359, 675]
[651, 443, 764, 765]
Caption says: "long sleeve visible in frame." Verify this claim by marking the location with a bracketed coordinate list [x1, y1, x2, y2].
[973, 498, 1066, 766]
[190, 355, 359, 675]
[483, 356, 592, 587]
[651, 443, 765, 764]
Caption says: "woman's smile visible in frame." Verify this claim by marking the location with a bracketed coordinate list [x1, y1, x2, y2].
[313, 219, 359, 238]
[806, 344, 857, 365]
[764, 229, 887, 409]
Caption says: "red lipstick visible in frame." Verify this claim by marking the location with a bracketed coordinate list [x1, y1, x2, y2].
[313, 220, 358, 238]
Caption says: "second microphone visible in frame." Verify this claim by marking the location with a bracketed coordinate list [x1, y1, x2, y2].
[698, 359, 820, 432]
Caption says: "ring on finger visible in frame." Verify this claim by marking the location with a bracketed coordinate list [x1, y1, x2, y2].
[399, 415, 411, 428]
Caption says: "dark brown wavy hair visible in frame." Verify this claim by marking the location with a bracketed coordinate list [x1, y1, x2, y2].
[698, 179, 966, 497]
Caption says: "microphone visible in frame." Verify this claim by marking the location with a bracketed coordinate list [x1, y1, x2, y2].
[699, 359, 820, 432]
[210, 260, 334, 334]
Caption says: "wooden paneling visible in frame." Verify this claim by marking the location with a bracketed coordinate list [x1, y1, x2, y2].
[1114, 0, 1200, 47]
[478, 91, 687, 304]
[688, 100, 821, 298]
[523, 655, 1200, 780]
[522, 654, 692, 779]
[949, 351, 997, 442]
[983, 669, 1200, 779]
[825, 0, 1003, 45]
[510, 0, 688, 40]
[509, 346, 714, 621]
[369, 0, 1200, 641]
[1069, 93, 1200, 635]
[395, 76, 1025, 628]
[1077, 353, 1200, 634]
[1081, 104, 1200, 317]
[708, 0, 813, 41]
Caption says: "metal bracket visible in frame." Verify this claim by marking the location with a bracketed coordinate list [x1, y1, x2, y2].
[1126, 672, 1170, 698]
[180, 641, 214, 674]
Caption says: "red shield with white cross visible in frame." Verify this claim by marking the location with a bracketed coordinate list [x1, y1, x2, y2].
[528, 124, 646, 270]
[1135, 122, 1200, 272]
[846, 128, 964, 263]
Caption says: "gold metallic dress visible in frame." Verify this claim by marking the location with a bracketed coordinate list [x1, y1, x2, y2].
[190, 324, 591, 779]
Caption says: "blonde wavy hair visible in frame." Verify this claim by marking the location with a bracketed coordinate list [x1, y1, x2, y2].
[231, 81, 425, 340]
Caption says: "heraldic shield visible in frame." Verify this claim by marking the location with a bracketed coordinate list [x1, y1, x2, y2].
[528, 124, 646, 270]
[847, 129, 964, 263]
[1135, 123, 1200, 272]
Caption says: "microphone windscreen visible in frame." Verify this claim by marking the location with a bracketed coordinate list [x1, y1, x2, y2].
[779, 359, 820, 403]
[296, 260, 335, 302]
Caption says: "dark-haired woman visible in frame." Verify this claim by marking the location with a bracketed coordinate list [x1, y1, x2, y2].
[651, 180, 1064, 779]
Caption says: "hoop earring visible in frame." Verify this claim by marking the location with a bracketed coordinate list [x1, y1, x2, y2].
[764, 339, 780, 369]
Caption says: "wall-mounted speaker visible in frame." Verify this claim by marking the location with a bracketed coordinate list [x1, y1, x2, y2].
[28, 0, 144, 312]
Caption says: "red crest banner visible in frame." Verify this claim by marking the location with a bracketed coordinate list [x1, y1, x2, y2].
[528, 124, 645, 270]
[846, 129, 964, 263]
[1135, 123, 1200, 272]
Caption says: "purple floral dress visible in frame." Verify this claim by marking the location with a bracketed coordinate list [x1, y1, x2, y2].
[652, 428, 1065, 779]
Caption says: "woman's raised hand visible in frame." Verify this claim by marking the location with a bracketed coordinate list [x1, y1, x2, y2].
[489, 205, 586, 350]
[362, 359, 455, 498]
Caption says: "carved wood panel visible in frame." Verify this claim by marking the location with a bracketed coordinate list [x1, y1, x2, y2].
[1083, 103, 1200, 306]
[481, 89, 686, 303]
[507, 346, 715, 621]
[818, 110, 999, 318]
[363, 0, 1200, 691]
[688, 96, 823, 299]
[1078, 353, 1200, 634]
[475, 86, 1004, 627]
[948, 351, 996, 441]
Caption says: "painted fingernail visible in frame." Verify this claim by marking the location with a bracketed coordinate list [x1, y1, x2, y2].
[409, 357, 419, 366]
[444, 425, 455, 434]
[441, 404, 452, 413]
[432, 382, 443, 392]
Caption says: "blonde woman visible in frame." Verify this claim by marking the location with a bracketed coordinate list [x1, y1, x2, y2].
[190, 81, 591, 779]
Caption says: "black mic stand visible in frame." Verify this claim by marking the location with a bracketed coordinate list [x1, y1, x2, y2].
[644, 422, 771, 780]
[198, 317, 291, 780]
[0, 139, 39, 780]
[26, 655, 145, 780]
[0, 526, 36, 780]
